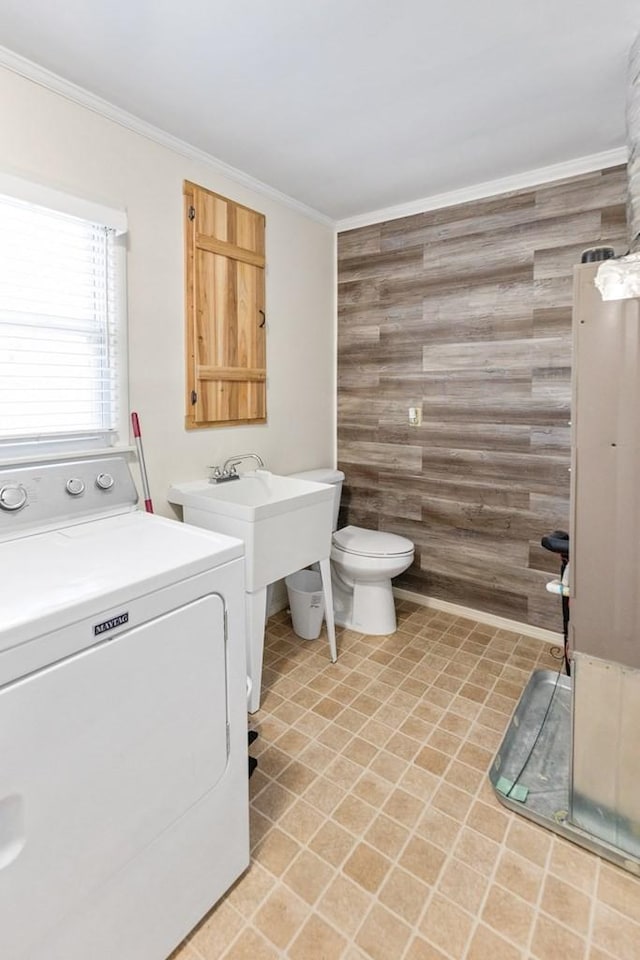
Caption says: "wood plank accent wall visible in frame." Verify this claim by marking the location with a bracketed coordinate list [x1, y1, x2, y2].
[337, 167, 628, 631]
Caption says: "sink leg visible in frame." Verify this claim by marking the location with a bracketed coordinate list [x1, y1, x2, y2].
[319, 557, 337, 663]
[246, 588, 267, 714]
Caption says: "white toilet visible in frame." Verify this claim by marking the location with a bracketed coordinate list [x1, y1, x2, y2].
[290, 469, 415, 635]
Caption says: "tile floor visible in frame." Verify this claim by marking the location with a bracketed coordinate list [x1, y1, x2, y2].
[171, 602, 640, 960]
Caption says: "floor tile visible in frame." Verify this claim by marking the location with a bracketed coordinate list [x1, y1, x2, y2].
[317, 874, 374, 938]
[531, 913, 587, 959]
[287, 914, 348, 960]
[438, 858, 488, 915]
[420, 894, 474, 959]
[481, 884, 534, 948]
[253, 826, 300, 875]
[170, 603, 640, 960]
[591, 902, 640, 960]
[282, 848, 335, 905]
[308, 819, 355, 867]
[378, 865, 430, 925]
[494, 849, 544, 905]
[188, 901, 244, 959]
[253, 885, 309, 950]
[540, 874, 592, 935]
[597, 863, 640, 924]
[219, 927, 281, 960]
[355, 903, 412, 960]
[343, 842, 392, 894]
[399, 835, 447, 885]
[466, 924, 523, 960]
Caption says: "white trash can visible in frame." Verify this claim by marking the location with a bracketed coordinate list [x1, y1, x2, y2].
[285, 570, 325, 640]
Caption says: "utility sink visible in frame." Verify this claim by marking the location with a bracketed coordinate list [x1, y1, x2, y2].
[169, 471, 331, 523]
[168, 471, 334, 586]
[168, 471, 337, 713]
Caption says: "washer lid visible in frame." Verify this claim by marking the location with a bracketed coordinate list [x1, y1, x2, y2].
[0, 511, 244, 654]
[333, 525, 413, 558]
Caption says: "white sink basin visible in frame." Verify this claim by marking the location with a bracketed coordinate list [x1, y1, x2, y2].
[168, 471, 331, 522]
[168, 473, 334, 587]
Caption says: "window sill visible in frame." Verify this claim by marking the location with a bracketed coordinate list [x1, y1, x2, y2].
[0, 445, 137, 467]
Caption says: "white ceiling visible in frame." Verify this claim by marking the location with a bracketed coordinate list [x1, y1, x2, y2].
[0, 1, 637, 221]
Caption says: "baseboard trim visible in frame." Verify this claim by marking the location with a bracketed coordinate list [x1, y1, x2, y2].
[393, 588, 563, 645]
[272, 581, 563, 644]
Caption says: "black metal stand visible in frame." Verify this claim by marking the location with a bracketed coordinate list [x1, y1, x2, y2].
[541, 530, 570, 677]
[560, 560, 570, 677]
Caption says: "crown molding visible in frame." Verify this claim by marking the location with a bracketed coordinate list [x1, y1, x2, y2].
[337, 147, 629, 232]
[0, 44, 629, 236]
[0, 44, 334, 228]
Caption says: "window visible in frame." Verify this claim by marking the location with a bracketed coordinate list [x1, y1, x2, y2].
[0, 180, 127, 460]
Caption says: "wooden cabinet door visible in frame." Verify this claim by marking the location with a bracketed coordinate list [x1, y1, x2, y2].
[184, 181, 266, 427]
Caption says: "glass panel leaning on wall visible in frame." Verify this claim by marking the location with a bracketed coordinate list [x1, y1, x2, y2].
[0, 177, 128, 461]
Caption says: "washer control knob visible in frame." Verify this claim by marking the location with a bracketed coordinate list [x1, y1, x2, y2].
[66, 478, 85, 497]
[96, 472, 115, 491]
[0, 483, 28, 512]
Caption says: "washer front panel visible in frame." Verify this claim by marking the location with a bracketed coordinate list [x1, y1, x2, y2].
[0, 594, 228, 960]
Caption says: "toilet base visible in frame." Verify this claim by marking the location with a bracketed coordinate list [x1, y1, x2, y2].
[332, 574, 398, 635]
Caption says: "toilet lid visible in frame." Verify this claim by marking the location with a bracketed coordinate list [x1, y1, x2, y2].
[333, 525, 414, 558]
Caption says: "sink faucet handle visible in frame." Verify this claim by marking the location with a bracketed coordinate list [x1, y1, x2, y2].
[223, 453, 264, 473]
[222, 453, 265, 474]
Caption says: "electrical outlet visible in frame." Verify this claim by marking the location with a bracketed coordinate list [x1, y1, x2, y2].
[408, 406, 422, 426]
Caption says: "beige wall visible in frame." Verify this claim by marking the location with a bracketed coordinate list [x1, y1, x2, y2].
[0, 66, 336, 515]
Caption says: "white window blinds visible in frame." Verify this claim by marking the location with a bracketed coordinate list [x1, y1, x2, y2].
[0, 194, 124, 457]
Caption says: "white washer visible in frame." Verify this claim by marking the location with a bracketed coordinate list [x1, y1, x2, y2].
[0, 457, 248, 960]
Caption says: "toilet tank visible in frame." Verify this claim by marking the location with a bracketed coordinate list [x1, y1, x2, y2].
[289, 469, 344, 531]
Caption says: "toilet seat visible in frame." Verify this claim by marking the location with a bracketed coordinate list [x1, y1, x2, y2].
[333, 525, 413, 559]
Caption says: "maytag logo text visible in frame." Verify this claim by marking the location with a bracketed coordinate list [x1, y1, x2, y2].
[94, 613, 129, 636]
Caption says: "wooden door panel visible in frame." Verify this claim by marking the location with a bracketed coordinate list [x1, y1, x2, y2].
[196, 190, 229, 243]
[236, 205, 265, 254]
[185, 181, 266, 427]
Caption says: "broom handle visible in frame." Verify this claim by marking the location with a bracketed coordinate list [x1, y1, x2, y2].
[131, 411, 153, 513]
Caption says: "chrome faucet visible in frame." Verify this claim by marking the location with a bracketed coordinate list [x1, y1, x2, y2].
[208, 453, 265, 483]
[223, 453, 264, 474]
